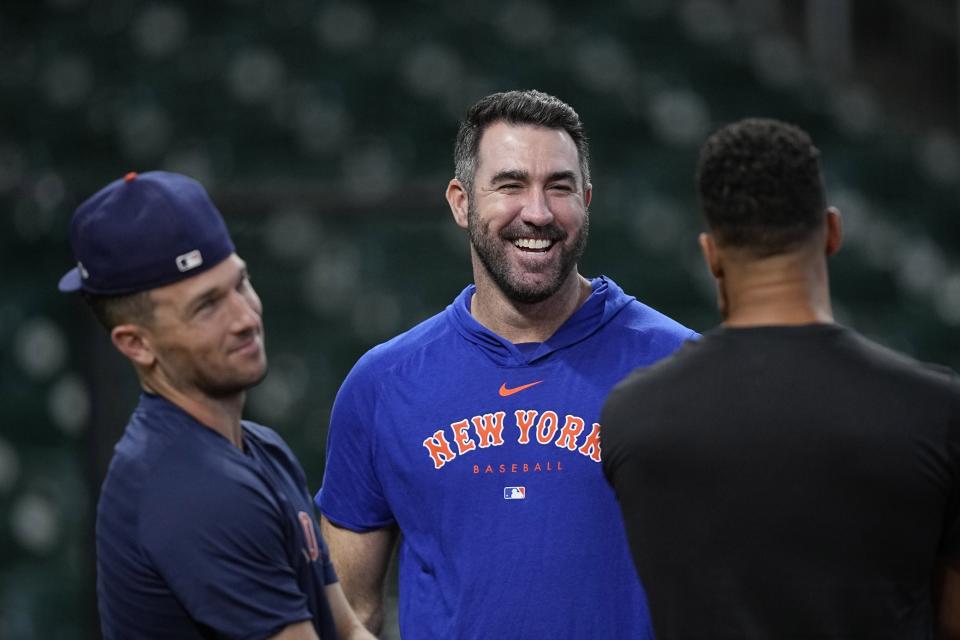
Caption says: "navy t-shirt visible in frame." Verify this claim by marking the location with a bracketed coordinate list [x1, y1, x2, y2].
[97, 393, 338, 639]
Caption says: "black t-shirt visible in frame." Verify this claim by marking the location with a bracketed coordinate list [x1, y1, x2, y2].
[602, 324, 960, 640]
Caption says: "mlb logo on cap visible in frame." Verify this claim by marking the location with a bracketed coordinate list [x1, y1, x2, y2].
[504, 487, 526, 500]
[58, 171, 235, 295]
[176, 250, 204, 272]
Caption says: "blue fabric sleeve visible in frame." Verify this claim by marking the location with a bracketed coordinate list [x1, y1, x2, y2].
[316, 356, 396, 531]
[140, 456, 312, 639]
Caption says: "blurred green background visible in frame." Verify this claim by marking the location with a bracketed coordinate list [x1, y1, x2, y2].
[2, 0, 960, 637]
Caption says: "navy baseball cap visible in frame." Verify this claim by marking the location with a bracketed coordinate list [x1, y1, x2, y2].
[58, 171, 236, 295]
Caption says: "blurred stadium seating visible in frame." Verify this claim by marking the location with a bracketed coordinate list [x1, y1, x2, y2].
[1, 0, 958, 637]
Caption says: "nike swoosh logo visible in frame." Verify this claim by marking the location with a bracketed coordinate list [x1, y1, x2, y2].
[499, 380, 544, 397]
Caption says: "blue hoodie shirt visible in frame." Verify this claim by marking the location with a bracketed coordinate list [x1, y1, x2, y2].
[318, 276, 696, 639]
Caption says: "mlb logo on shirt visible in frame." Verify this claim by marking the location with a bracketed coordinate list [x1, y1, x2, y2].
[504, 486, 526, 500]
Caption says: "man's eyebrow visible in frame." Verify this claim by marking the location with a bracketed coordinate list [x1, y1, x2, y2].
[489, 169, 529, 183]
[489, 169, 578, 185]
[185, 285, 222, 314]
[183, 269, 247, 316]
[546, 170, 578, 184]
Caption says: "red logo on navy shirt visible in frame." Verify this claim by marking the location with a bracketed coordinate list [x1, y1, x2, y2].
[298, 511, 320, 562]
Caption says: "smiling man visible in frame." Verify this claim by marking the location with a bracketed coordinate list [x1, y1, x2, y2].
[61, 172, 372, 640]
[316, 90, 697, 639]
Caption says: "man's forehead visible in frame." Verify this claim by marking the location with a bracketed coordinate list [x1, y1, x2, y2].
[478, 121, 576, 149]
[476, 122, 579, 173]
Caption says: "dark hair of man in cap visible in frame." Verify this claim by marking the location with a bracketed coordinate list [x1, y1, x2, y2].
[82, 290, 155, 331]
[696, 118, 826, 257]
[453, 89, 591, 195]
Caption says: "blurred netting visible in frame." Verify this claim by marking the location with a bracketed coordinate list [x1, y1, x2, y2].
[1, 0, 958, 638]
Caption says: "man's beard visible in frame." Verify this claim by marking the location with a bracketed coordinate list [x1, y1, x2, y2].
[195, 364, 269, 399]
[467, 199, 588, 304]
[161, 335, 269, 400]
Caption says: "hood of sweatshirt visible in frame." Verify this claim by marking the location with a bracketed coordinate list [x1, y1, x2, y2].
[446, 275, 635, 367]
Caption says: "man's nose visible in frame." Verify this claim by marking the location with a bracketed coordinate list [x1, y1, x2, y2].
[519, 188, 554, 226]
[228, 289, 261, 332]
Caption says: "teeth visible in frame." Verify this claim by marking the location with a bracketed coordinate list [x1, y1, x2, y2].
[514, 238, 552, 250]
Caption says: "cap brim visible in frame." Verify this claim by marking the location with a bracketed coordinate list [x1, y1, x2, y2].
[58, 268, 83, 293]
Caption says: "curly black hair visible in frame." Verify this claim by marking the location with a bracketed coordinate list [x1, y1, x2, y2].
[696, 118, 826, 256]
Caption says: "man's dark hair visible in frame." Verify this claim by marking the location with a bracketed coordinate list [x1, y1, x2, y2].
[454, 89, 590, 193]
[82, 290, 155, 331]
[696, 118, 826, 256]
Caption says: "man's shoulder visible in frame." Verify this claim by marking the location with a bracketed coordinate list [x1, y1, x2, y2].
[349, 306, 457, 378]
[100, 421, 276, 546]
[133, 446, 285, 546]
[115, 419, 270, 507]
[103, 404, 198, 488]
[153, 441, 255, 489]
[243, 420, 287, 451]
[599, 295, 697, 369]
[242, 421, 310, 483]
[839, 327, 958, 392]
[742, 323, 959, 393]
[614, 297, 696, 339]
[612, 324, 958, 399]
[611, 335, 701, 394]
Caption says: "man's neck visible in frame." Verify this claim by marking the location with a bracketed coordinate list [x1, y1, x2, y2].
[470, 270, 593, 344]
[721, 254, 834, 328]
[723, 297, 834, 327]
[141, 376, 246, 449]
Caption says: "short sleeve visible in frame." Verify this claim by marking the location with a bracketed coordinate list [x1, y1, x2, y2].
[940, 373, 960, 559]
[600, 379, 632, 491]
[316, 357, 396, 531]
[140, 457, 312, 639]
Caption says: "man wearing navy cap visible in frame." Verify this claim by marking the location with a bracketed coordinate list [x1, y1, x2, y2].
[61, 171, 373, 640]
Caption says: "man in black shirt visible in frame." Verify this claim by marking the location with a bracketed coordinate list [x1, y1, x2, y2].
[602, 118, 960, 639]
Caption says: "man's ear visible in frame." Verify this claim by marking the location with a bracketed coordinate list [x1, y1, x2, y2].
[699, 232, 723, 278]
[446, 179, 469, 230]
[825, 206, 842, 257]
[583, 182, 592, 209]
[111, 324, 156, 368]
